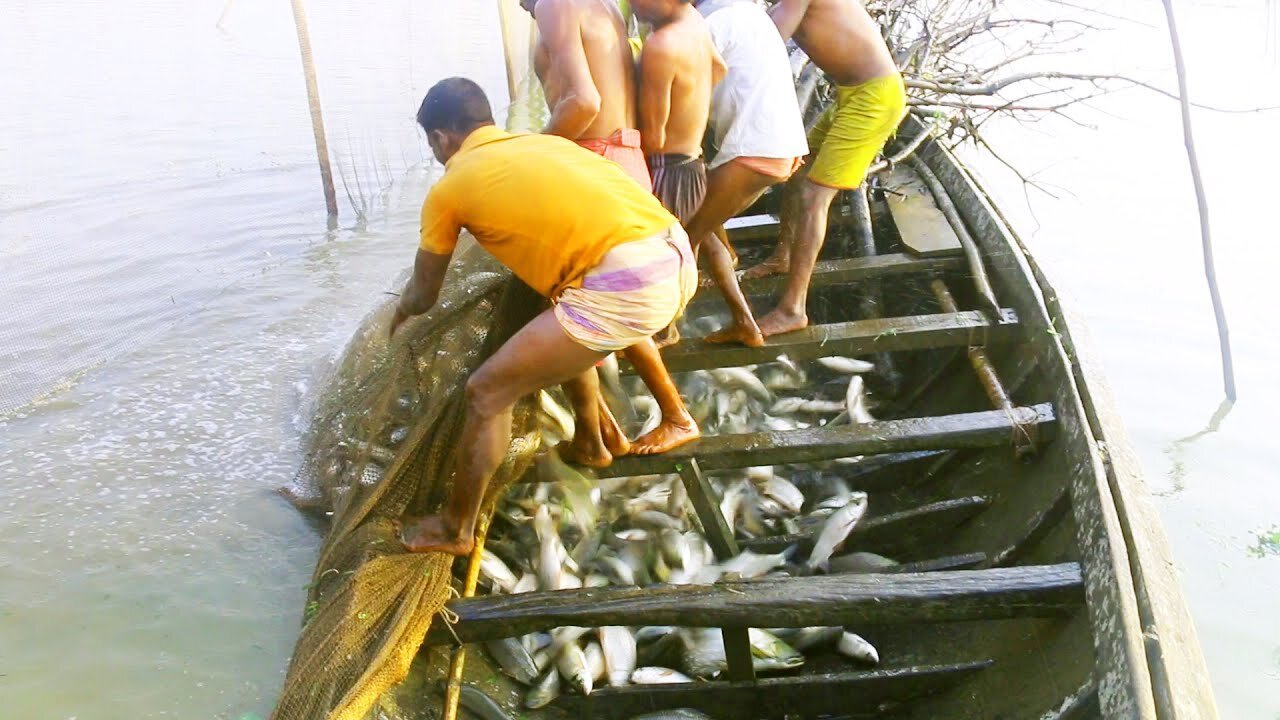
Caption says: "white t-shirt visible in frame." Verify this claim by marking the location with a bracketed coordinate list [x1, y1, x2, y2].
[698, 0, 809, 168]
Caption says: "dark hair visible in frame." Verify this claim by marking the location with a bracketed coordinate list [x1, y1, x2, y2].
[416, 77, 495, 133]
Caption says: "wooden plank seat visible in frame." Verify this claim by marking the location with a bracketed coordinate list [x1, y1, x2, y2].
[554, 661, 995, 719]
[637, 309, 1020, 374]
[423, 563, 1084, 645]
[741, 496, 993, 556]
[581, 403, 1055, 480]
[689, 253, 964, 304]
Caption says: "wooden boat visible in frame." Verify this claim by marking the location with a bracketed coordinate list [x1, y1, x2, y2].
[420, 114, 1218, 719]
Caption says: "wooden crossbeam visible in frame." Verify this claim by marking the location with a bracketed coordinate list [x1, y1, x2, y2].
[422, 563, 1084, 644]
[741, 496, 992, 555]
[724, 212, 862, 245]
[641, 309, 1020, 374]
[690, 253, 963, 303]
[554, 661, 993, 719]
[590, 403, 1055, 479]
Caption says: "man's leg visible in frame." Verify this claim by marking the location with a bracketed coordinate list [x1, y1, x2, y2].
[626, 337, 700, 455]
[741, 169, 807, 280]
[561, 371, 629, 467]
[685, 162, 779, 347]
[400, 308, 608, 556]
[755, 179, 841, 337]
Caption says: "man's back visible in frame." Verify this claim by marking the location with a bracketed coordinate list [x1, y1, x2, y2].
[421, 128, 674, 297]
[534, 0, 638, 139]
[775, 0, 896, 87]
[638, 6, 720, 157]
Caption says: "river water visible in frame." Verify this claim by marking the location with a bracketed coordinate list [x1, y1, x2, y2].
[0, 0, 1275, 718]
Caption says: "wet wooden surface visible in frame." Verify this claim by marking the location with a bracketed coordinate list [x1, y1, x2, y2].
[588, 403, 1055, 479]
[555, 661, 993, 719]
[691, 252, 964, 302]
[423, 564, 1084, 644]
[648, 309, 1020, 373]
[884, 165, 963, 257]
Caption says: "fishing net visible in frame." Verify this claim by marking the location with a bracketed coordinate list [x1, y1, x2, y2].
[271, 254, 545, 720]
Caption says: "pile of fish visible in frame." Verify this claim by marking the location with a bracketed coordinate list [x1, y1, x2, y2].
[476, 354, 901, 713]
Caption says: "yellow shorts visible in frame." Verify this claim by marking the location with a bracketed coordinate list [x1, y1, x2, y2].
[806, 73, 908, 190]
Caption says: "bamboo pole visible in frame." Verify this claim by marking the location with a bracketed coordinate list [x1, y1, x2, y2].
[441, 514, 493, 720]
[289, 0, 339, 218]
[1159, 0, 1236, 402]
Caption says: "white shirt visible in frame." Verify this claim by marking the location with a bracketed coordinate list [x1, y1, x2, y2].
[698, 0, 809, 168]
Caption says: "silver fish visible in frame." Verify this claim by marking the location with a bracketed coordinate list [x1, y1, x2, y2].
[557, 642, 593, 695]
[531, 645, 555, 674]
[583, 640, 607, 682]
[512, 571, 537, 594]
[718, 548, 794, 579]
[709, 368, 772, 403]
[524, 668, 560, 709]
[635, 625, 678, 644]
[614, 528, 651, 543]
[480, 549, 519, 593]
[769, 397, 844, 415]
[484, 636, 539, 685]
[633, 395, 662, 437]
[537, 390, 575, 442]
[679, 628, 804, 678]
[837, 631, 879, 664]
[817, 356, 875, 374]
[459, 685, 514, 720]
[761, 476, 804, 515]
[632, 509, 683, 532]
[806, 492, 869, 572]
[522, 631, 552, 654]
[628, 710, 712, 720]
[827, 551, 899, 574]
[630, 666, 693, 685]
[597, 553, 637, 586]
[598, 626, 638, 687]
[845, 375, 875, 424]
[584, 572, 611, 588]
[788, 626, 843, 652]
[718, 480, 747, 531]
[534, 505, 563, 591]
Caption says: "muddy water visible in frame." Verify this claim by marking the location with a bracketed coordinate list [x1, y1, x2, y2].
[1, 0, 1277, 718]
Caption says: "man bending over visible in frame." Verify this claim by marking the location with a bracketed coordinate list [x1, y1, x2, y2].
[392, 79, 697, 556]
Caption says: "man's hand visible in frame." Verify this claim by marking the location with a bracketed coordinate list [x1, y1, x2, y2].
[389, 306, 410, 340]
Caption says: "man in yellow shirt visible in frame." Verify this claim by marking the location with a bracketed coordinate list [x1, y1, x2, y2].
[391, 78, 696, 556]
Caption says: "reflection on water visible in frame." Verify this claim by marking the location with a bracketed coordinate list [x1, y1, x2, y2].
[0, 1, 508, 718]
[1, 0, 1277, 718]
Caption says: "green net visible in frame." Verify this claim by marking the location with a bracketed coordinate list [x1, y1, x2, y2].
[272, 256, 544, 720]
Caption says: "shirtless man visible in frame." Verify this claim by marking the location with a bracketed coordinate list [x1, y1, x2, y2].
[522, 0, 701, 456]
[687, 0, 809, 346]
[633, 0, 723, 225]
[394, 79, 697, 555]
[746, 0, 906, 337]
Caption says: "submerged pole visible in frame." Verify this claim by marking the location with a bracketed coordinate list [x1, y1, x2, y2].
[1160, 0, 1236, 402]
[289, 0, 339, 218]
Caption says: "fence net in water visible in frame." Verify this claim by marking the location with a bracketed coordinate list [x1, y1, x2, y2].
[271, 254, 543, 720]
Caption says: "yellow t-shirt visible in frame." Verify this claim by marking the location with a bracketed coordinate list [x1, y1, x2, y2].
[420, 126, 676, 298]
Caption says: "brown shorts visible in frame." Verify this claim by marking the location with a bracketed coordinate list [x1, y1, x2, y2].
[647, 153, 707, 225]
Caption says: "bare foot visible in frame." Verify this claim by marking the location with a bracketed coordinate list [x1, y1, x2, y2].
[756, 308, 809, 337]
[741, 255, 789, 280]
[399, 514, 473, 555]
[561, 433, 613, 468]
[653, 324, 681, 350]
[631, 417, 701, 455]
[597, 395, 631, 458]
[705, 322, 766, 348]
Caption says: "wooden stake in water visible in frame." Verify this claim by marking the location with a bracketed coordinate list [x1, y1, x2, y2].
[289, 0, 338, 218]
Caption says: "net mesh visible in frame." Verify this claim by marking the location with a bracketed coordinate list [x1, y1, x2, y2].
[271, 258, 545, 720]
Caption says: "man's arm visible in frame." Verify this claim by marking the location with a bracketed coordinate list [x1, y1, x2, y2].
[638, 41, 676, 155]
[538, 1, 603, 138]
[768, 0, 813, 42]
[390, 249, 452, 338]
